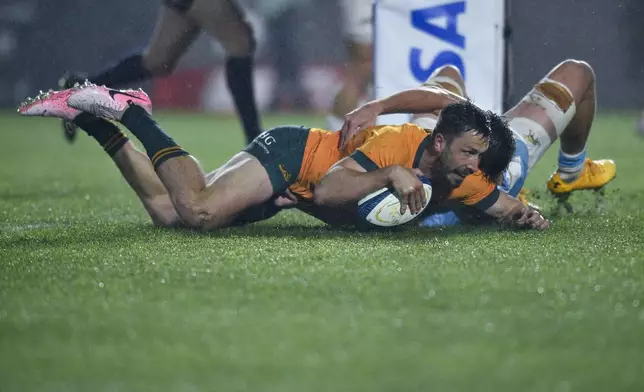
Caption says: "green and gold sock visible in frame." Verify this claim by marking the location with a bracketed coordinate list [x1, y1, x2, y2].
[120, 105, 189, 169]
[73, 113, 129, 157]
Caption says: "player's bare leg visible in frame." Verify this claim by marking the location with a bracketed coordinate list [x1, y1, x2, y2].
[328, 0, 374, 130]
[109, 141, 181, 227]
[504, 59, 616, 209]
[186, 0, 262, 143]
[329, 41, 372, 130]
[186, 0, 253, 58]
[156, 152, 276, 229]
[91, 6, 200, 85]
[139, 6, 201, 77]
[64, 85, 274, 230]
[18, 89, 181, 226]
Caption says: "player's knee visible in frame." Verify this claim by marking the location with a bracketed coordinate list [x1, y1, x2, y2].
[423, 64, 466, 97]
[176, 199, 232, 230]
[174, 199, 210, 229]
[435, 64, 464, 81]
[242, 22, 257, 54]
[559, 59, 595, 85]
[221, 21, 256, 57]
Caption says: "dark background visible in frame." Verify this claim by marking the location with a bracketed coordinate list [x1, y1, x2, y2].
[1, 0, 643, 110]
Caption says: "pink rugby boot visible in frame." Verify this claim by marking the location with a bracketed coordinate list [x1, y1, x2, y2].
[17, 88, 81, 120]
[67, 83, 152, 122]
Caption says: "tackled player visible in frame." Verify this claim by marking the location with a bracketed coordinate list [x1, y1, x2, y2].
[17, 82, 545, 231]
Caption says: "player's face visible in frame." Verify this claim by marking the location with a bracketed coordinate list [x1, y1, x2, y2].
[439, 131, 489, 186]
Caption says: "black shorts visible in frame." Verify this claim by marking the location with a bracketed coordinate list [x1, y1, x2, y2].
[163, 0, 195, 13]
[243, 125, 310, 193]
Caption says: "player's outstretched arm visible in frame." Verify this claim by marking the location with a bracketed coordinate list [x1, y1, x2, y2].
[314, 157, 426, 215]
[484, 192, 550, 230]
[340, 86, 463, 147]
[374, 85, 464, 115]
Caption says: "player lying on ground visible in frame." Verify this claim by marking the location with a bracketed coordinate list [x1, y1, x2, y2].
[339, 60, 616, 227]
[17, 82, 546, 230]
[59, 0, 261, 146]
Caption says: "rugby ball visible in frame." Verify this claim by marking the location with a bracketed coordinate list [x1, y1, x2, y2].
[356, 176, 433, 227]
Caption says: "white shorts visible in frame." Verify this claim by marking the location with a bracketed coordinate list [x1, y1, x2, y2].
[340, 0, 373, 44]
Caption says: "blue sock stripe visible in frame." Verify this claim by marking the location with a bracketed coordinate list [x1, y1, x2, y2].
[558, 149, 586, 169]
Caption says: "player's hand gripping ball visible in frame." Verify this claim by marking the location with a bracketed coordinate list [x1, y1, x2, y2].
[357, 176, 432, 227]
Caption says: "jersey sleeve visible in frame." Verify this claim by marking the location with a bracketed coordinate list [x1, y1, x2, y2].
[449, 171, 500, 210]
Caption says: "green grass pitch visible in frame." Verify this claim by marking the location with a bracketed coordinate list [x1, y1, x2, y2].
[1, 111, 644, 391]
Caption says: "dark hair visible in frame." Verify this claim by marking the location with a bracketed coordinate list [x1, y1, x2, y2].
[479, 112, 515, 181]
[434, 101, 515, 182]
[433, 100, 492, 141]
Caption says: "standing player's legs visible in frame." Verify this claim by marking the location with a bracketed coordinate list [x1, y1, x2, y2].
[61, 4, 200, 142]
[328, 0, 373, 130]
[504, 59, 616, 195]
[185, 0, 262, 144]
[79, 5, 200, 88]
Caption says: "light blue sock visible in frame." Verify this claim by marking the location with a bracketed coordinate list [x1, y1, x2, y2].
[557, 147, 586, 182]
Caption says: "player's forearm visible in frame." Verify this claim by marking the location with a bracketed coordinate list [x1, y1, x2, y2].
[484, 193, 541, 228]
[369, 87, 463, 115]
[296, 201, 357, 227]
[484, 192, 526, 223]
[493, 203, 527, 225]
[314, 167, 392, 206]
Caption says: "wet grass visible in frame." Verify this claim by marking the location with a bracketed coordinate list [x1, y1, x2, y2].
[1, 112, 643, 391]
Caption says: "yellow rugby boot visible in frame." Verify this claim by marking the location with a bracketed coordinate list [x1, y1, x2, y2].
[547, 158, 616, 195]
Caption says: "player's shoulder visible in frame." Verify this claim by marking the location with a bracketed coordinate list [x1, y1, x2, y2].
[453, 171, 496, 196]
[377, 123, 427, 134]
[366, 123, 429, 141]
[462, 171, 495, 187]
